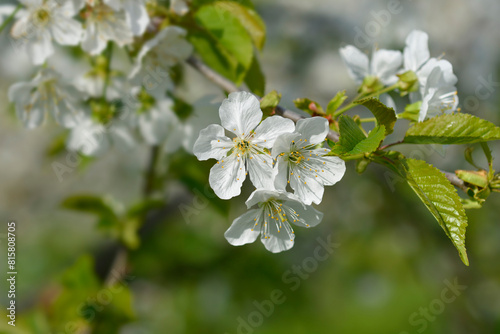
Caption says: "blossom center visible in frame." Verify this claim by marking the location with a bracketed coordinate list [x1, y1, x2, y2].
[288, 150, 304, 164]
[34, 8, 51, 26]
[235, 139, 251, 155]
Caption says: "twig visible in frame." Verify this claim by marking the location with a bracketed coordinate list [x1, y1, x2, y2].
[0, 4, 21, 35]
[185, 55, 466, 191]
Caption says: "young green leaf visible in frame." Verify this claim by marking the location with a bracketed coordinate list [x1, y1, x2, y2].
[260, 90, 281, 113]
[244, 54, 265, 96]
[403, 159, 469, 265]
[404, 113, 500, 144]
[193, 4, 254, 84]
[330, 116, 385, 157]
[326, 90, 347, 115]
[61, 195, 121, 231]
[214, 1, 266, 50]
[355, 97, 397, 135]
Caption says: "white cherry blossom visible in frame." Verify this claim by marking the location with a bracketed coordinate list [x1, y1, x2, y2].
[193, 91, 295, 200]
[103, 0, 149, 36]
[224, 189, 323, 253]
[10, 0, 84, 65]
[272, 117, 346, 205]
[403, 30, 458, 102]
[66, 111, 135, 156]
[8, 68, 83, 128]
[171, 0, 189, 16]
[81, 0, 133, 55]
[339, 45, 403, 86]
[130, 26, 193, 80]
[419, 66, 459, 122]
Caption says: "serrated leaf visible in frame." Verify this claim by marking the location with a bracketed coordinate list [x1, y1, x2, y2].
[244, 54, 265, 96]
[404, 113, 500, 144]
[403, 159, 469, 265]
[326, 90, 347, 115]
[355, 97, 397, 135]
[214, 1, 266, 50]
[330, 116, 385, 157]
[331, 116, 366, 153]
[193, 4, 254, 84]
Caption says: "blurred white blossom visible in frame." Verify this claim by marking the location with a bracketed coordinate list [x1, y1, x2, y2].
[10, 0, 84, 65]
[8, 68, 83, 128]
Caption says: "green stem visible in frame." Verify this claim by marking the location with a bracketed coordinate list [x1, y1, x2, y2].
[143, 145, 161, 197]
[0, 4, 22, 35]
[102, 43, 114, 100]
[333, 83, 399, 117]
[360, 117, 376, 123]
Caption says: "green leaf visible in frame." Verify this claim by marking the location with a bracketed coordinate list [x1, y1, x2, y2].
[404, 113, 500, 144]
[330, 116, 366, 154]
[62, 195, 119, 218]
[330, 116, 385, 157]
[126, 199, 165, 218]
[194, 3, 254, 84]
[326, 90, 347, 115]
[61, 195, 121, 230]
[214, 1, 266, 50]
[355, 97, 397, 135]
[260, 90, 281, 113]
[403, 159, 469, 265]
[188, 30, 237, 83]
[293, 98, 325, 115]
[244, 54, 265, 96]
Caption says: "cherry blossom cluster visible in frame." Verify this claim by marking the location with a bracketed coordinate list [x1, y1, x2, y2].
[194, 92, 346, 253]
[340, 30, 459, 122]
[6, 0, 193, 156]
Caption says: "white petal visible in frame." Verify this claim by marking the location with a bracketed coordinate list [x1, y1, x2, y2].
[81, 22, 107, 55]
[295, 117, 329, 145]
[307, 149, 346, 186]
[138, 105, 172, 145]
[209, 155, 246, 200]
[289, 166, 325, 205]
[103, 0, 122, 11]
[67, 120, 109, 156]
[404, 30, 430, 71]
[123, 0, 149, 36]
[247, 151, 274, 189]
[271, 132, 299, 158]
[224, 209, 262, 246]
[371, 49, 403, 86]
[284, 200, 323, 228]
[193, 124, 232, 161]
[50, 16, 83, 45]
[272, 158, 288, 192]
[260, 220, 295, 253]
[339, 45, 369, 84]
[219, 91, 262, 137]
[252, 116, 295, 148]
[27, 29, 54, 65]
[245, 189, 279, 208]
[171, 0, 189, 15]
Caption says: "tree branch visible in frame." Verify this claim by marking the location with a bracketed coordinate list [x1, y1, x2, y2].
[185, 56, 465, 191]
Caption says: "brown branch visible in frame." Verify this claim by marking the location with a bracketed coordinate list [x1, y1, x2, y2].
[185, 56, 465, 191]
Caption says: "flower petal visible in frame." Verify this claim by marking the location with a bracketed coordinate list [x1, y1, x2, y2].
[224, 209, 262, 246]
[260, 219, 294, 253]
[272, 158, 288, 192]
[295, 117, 329, 145]
[209, 154, 246, 200]
[289, 167, 325, 205]
[193, 124, 232, 161]
[404, 30, 430, 71]
[253, 115, 295, 148]
[284, 200, 324, 228]
[247, 151, 274, 189]
[339, 45, 369, 84]
[371, 49, 403, 86]
[219, 91, 262, 137]
[123, 0, 149, 36]
[245, 189, 278, 208]
[50, 16, 82, 45]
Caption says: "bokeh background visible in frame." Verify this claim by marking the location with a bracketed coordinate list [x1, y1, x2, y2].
[1, 0, 500, 333]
